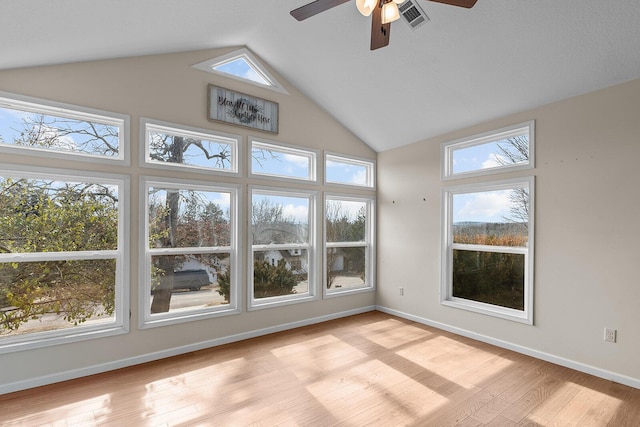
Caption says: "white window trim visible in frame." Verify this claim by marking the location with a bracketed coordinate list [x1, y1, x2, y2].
[0, 164, 130, 354]
[441, 176, 535, 324]
[323, 194, 376, 298]
[0, 91, 130, 165]
[248, 186, 318, 311]
[324, 152, 376, 189]
[139, 177, 240, 329]
[141, 118, 241, 176]
[441, 121, 534, 181]
[249, 138, 317, 183]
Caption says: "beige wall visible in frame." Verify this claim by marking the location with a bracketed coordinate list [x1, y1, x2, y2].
[377, 78, 640, 385]
[0, 48, 376, 391]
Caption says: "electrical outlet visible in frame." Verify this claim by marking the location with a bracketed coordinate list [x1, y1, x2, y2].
[604, 328, 617, 343]
[399, 287, 404, 296]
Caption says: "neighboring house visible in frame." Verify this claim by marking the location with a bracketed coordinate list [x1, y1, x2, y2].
[258, 249, 307, 274]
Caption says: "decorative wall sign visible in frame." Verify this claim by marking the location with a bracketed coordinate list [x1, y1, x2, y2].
[208, 85, 279, 134]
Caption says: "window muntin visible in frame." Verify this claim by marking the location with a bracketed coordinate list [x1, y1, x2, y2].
[0, 93, 127, 162]
[250, 139, 316, 182]
[442, 177, 534, 323]
[141, 179, 239, 327]
[325, 196, 375, 296]
[325, 154, 375, 188]
[0, 167, 128, 352]
[442, 121, 534, 180]
[249, 188, 316, 309]
[143, 120, 239, 174]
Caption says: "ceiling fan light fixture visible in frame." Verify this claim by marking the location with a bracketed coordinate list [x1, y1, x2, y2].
[381, 2, 400, 24]
[356, 0, 377, 17]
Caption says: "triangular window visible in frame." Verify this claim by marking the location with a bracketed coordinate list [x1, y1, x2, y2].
[192, 48, 288, 95]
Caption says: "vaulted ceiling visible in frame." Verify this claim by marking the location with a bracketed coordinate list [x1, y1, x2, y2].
[2, 0, 640, 151]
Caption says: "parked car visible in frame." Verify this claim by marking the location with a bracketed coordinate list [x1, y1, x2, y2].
[152, 269, 210, 293]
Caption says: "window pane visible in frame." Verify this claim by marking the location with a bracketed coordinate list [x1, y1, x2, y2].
[251, 141, 314, 180]
[452, 249, 525, 310]
[251, 194, 309, 245]
[147, 125, 235, 172]
[148, 187, 231, 248]
[452, 135, 529, 175]
[327, 247, 366, 291]
[0, 177, 119, 252]
[214, 58, 271, 86]
[0, 259, 116, 336]
[0, 105, 120, 157]
[326, 200, 367, 242]
[325, 155, 373, 187]
[452, 188, 529, 246]
[150, 254, 230, 313]
[253, 250, 309, 298]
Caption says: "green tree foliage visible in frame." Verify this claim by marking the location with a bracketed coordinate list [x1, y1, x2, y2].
[252, 260, 297, 298]
[452, 234, 525, 310]
[0, 178, 118, 332]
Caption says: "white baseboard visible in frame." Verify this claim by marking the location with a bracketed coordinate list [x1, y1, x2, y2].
[1, 306, 376, 395]
[376, 305, 640, 390]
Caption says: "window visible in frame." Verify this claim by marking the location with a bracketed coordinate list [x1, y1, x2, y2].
[143, 120, 240, 175]
[441, 177, 534, 323]
[0, 92, 128, 163]
[249, 187, 316, 309]
[191, 48, 289, 95]
[324, 195, 375, 296]
[0, 166, 129, 352]
[325, 153, 375, 188]
[141, 178, 239, 327]
[250, 139, 316, 182]
[441, 121, 534, 180]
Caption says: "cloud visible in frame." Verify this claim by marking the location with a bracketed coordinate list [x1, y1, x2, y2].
[481, 153, 507, 169]
[456, 190, 511, 222]
[283, 203, 309, 223]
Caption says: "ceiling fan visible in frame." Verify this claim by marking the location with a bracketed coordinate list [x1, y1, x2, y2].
[291, 0, 477, 50]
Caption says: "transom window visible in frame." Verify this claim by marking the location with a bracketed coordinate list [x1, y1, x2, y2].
[191, 48, 289, 95]
[441, 121, 534, 180]
[249, 187, 316, 309]
[250, 139, 316, 182]
[325, 153, 375, 188]
[143, 120, 240, 175]
[0, 92, 127, 163]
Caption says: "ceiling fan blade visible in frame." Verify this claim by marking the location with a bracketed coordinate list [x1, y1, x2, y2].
[428, 0, 478, 8]
[370, 5, 390, 50]
[290, 0, 351, 21]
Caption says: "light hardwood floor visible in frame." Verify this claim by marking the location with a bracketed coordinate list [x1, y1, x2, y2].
[1, 311, 639, 426]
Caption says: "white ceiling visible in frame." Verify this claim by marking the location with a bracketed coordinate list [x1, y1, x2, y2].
[2, 0, 640, 152]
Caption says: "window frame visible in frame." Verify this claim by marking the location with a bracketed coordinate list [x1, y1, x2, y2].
[441, 176, 535, 324]
[141, 118, 241, 176]
[324, 152, 376, 189]
[249, 138, 317, 183]
[323, 194, 376, 298]
[441, 121, 534, 181]
[0, 91, 129, 165]
[0, 164, 130, 354]
[139, 176, 240, 328]
[248, 186, 318, 310]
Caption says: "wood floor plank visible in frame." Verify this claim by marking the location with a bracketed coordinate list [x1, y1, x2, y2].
[1, 311, 639, 426]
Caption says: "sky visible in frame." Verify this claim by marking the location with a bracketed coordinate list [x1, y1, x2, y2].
[452, 139, 527, 175]
[453, 189, 514, 224]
